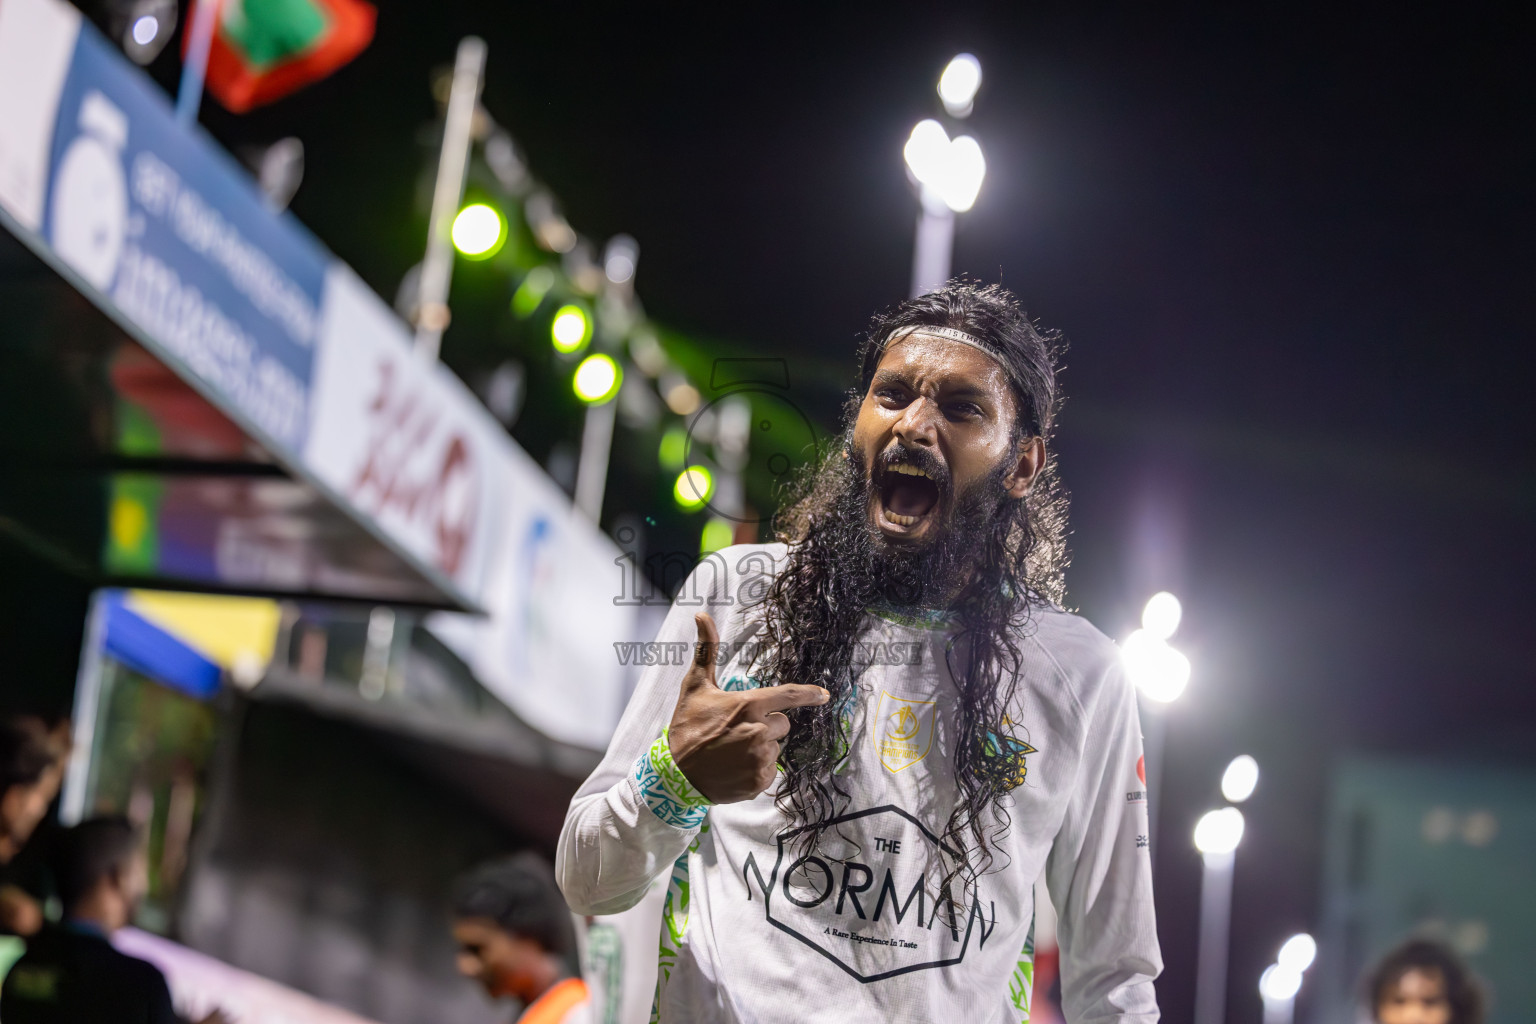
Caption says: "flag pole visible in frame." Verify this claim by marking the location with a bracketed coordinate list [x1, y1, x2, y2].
[176, 0, 223, 125]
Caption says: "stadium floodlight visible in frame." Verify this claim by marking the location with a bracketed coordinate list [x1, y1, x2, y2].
[939, 136, 986, 213]
[938, 53, 982, 117]
[1142, 591, 1183, 640]
[551, 304, 592, 353]
[902, 120, 987, 214]
[904, 120, 951, 187]
[1259, 934, 1316, 1024]
[119, 0, 177, 65]
[1277, 934, 1317, 974]
[573, 354, 621, 404]
[1194, 807, 1245, 856]
[1259, 963, 1303, 1003]
[1222, 754, 1260, 803]
[674, 465, 714, 511]
[604, 234, 639, 285]
[1194, 806, 1246, 1024]
[1121, 628, 1191, 703]
[451, 203, 504, 259]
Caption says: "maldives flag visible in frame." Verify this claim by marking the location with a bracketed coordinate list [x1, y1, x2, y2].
[183, 0, 377, 113]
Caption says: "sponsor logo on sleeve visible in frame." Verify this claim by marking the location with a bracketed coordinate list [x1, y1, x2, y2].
[1127, 755, 1147, 803]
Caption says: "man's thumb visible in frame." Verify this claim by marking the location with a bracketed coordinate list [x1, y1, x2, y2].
[688, 613, 721, 687]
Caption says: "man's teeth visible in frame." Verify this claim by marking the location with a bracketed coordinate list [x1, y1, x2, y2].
[883, 509, 920, 526]
[889, 463, 931, 478]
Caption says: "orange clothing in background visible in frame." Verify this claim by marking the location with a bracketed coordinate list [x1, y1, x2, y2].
[517, 977, 589, 1024]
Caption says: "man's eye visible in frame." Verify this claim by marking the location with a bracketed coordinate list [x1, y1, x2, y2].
[946, 403, 982, 418]
[876, 388, 908, 403]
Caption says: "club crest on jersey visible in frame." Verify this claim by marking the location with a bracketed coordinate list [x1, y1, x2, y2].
[872, 691, 936, 773]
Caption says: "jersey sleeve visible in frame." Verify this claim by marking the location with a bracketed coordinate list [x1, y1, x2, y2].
[556, 561, 726, 916]
[1045, 654, 1163, 1022]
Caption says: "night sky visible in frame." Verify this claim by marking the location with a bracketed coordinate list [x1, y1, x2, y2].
[160, 2, 1534, 1020]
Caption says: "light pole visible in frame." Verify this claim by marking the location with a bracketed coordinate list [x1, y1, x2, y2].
[904, 54, 987, 297]
[415, 36, 487, 360]
[1222, 754, 1260, 804]
[1194, 807, 1245, 1024]
[572, 353, 622, 522]
[1121, 591, 1190, 852]
[1259, 933, 1317, 1024]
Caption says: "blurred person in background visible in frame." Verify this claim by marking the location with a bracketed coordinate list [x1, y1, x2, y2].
[1368, 938, 1485, 1024]
[559, 281, 1158, 1022]
[0, 715, 70, 936]
[0, 816, 223, 1024]
[452, 853, 591, 1024]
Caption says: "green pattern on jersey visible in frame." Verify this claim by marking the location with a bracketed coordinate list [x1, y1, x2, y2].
[651, 819, 710, 1023]
[1008, 916, 1037, 1022]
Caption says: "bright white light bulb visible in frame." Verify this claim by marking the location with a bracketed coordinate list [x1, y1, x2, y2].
[938, 135, 986, 212]
[1259, 963, 1303, 1002]
[1222, 754, 1260, 803]
[904, 121, 987, 213]
[1121, 629, 1190, 703]
[131, 14, 159, 46]
[551, 307, 590, 352]
[904, 119, 951, 186]
[603, 234, 638, 285]
[1277, 933, 1317, 974]
[573, 354, 620, 404]
[1194, 807, 1245, 855]
[938, 53, 983, 116]
[451, 203, 503, 257]
[1141, 591, 1182, 640]
[605, 252, 635, 284]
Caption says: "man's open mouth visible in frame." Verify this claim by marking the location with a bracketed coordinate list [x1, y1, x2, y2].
[878, 461, 941, 527]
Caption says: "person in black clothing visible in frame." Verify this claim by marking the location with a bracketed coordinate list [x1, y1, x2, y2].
[0, 816, 223, 1024]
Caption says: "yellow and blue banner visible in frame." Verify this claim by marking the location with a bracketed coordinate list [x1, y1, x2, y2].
[102, 589, 281, 699]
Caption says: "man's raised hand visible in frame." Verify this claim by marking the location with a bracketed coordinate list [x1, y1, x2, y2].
[667, 613, 829, 804]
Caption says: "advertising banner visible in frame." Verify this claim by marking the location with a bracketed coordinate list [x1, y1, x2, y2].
[0, 0, 326, 452]
[305, 265, 504, 600]
[426, 464, 634, 748]
[0, 0, 638, 747]
[309, 267, 634, 745]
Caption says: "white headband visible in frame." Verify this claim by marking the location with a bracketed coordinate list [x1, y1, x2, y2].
[881, 326, 1023, 388]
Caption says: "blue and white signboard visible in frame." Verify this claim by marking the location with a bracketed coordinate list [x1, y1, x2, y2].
[0, 0, 637, 748]
[0, 0, 326, 451]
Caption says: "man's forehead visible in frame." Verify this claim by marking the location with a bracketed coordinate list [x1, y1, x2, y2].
[876, 332, 1011, 387]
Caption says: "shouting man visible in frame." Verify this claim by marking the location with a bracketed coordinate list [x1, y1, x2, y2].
[559, 282, 1161, 1022]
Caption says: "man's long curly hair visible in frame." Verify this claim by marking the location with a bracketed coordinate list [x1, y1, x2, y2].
[752, 280, 1070, 892]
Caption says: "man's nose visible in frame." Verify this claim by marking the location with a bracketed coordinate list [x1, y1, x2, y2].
[893, 397, 939, 448]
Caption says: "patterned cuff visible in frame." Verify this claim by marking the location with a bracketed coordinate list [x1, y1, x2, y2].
[633, 729, 711, 830]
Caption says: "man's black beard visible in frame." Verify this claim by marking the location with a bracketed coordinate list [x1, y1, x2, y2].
[829, 446, 1014, 609]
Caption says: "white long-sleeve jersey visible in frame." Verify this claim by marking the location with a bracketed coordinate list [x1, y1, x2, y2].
[558, 544, 1161, 1023]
